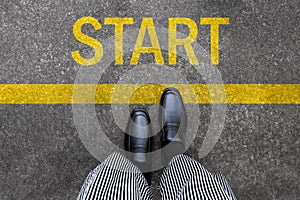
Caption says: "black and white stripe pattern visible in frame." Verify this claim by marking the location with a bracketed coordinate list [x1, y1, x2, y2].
[77, 152, 152, 200]
[78, 153, 236, 200]
[160, 154, 237, 200]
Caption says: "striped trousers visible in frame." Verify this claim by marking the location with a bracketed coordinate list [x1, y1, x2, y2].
[78, 152, 237, 200]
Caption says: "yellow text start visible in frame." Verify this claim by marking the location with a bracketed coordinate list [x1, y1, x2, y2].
[72, 17, 230, 66]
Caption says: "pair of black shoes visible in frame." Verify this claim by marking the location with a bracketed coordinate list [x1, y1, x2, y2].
[124, 88, 187, 184]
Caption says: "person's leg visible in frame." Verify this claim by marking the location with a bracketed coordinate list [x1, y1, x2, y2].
[77, 152, 152, 200]
[160, 154, 237, 200]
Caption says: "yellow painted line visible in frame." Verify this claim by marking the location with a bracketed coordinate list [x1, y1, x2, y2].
[0, 84, 299, 104]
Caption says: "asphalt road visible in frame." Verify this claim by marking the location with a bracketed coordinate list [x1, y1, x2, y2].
[0, 0, 299, 199]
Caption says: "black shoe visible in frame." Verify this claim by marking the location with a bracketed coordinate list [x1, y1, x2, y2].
[124, 108, 152, 184]
[160, 88, 187, 164]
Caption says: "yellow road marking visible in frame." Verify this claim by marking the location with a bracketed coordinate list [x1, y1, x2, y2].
[0, 84, 299, 104]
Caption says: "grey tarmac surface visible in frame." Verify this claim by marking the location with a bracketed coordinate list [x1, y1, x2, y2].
[0, 0, 299, 199]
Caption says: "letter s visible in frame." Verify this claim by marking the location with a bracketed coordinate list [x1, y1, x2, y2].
[72, 17, 103, 66]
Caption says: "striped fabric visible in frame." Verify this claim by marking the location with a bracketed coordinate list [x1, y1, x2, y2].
[78, 152, 236, 200]
[160, 155, 237, 200]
